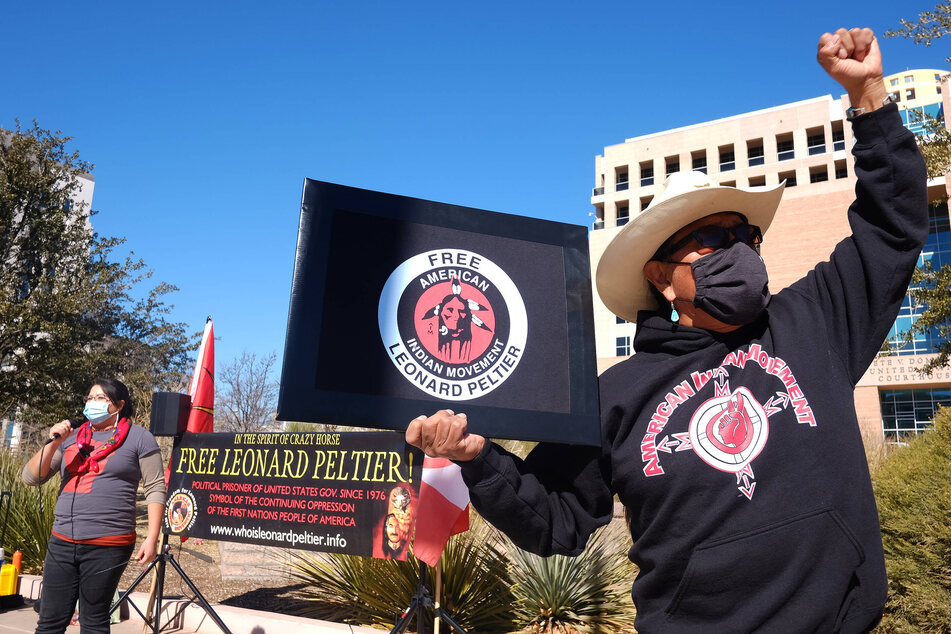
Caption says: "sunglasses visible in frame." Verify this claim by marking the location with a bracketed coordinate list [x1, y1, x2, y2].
[657, 222, 763, 259]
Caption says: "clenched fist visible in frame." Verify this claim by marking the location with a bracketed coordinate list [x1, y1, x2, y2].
[817, 27, 887, 114]
[405, 409, 486, 461]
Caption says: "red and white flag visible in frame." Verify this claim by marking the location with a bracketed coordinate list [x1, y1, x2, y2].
[186, 317, 214, 433]
[412, 456, 470, 566]
[164, 317, 214, 488]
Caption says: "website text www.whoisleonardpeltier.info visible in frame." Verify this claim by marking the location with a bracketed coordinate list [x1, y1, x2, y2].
[209, 524, 348, 548]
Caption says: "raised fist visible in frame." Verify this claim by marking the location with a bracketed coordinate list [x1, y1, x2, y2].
[817, 28, 887, 112]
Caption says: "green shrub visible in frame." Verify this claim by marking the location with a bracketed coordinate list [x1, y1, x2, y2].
[285, 518, 517, 632]
[0, 448, 57, 573]
[508, 521, 637, 633]
[874, 406, 951, 633]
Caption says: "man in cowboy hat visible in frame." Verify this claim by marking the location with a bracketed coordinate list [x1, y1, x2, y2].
[407, 27, 926, 632]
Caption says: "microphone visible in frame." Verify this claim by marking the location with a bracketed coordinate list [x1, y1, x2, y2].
[45, 418, 84, 445]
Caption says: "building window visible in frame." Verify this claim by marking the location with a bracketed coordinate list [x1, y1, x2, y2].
[899, 103, 944, 136]
[779, 170, 797, 187]
[889, 90, 901, 103]
[890, 78, 899, 87]
[1, 421, 19, 449]
[616, 168, 629, 192]
[719, 145, 735, 172]
[616, 336, 631, 357]
[884, 200, 951, 355]
[880, 387, 951, 444]
[691, 150, 707, 174]
[832, 122, 845, 152]
[720, 180, 736, 187]
[616, 315, 627, 324]
[809, 165, 828, 183]
[747, 139, 764, 166]
[929, 199, 951, 235]
[640, 196, 653, 211]
[593, 175, 605, 197]
[776, 133, 795, 161]
[834, 159, 848, 179]
[665, 156, 680, 177]
[616, 204, 630, 227]
[748, 175, 766, 187]
[904, 75, 914, 83]
[640, 161, 654, 187]
[592, 204, 604, 230]
[905, 88, 916, 100]
[806, 127, 826, 155]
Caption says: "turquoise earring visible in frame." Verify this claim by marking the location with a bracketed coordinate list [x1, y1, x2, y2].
[670, 301, 680, 323]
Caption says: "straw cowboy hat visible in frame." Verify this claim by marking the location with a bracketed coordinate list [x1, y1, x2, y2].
[596, 170, 785, 324]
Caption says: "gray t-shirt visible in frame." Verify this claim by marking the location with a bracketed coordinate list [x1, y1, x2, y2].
[45, 424, 162, 541]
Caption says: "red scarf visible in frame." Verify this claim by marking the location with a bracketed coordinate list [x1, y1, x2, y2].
[74, 417, 131, 475]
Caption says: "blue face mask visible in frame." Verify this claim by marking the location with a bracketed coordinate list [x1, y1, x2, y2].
[83, 401, 115, 424]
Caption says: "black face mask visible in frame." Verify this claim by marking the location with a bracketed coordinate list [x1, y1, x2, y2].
[676, 242, 771, 325]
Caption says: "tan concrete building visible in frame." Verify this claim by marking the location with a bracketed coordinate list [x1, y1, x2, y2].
[590, 70, 950, 444]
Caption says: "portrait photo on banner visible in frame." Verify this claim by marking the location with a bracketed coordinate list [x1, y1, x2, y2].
[278, 180, 600, 445]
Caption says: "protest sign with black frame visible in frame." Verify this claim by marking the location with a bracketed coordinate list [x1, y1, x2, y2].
[278, 180, 599, 446]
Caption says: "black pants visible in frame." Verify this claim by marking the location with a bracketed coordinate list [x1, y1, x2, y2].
[35, 535, 134, 634]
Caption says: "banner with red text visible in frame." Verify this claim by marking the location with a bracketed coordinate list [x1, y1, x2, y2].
[164, 431, 423, 559]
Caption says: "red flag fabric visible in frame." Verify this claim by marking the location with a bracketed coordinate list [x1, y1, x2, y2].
[186, 318, 214, 433]
[412, 456, 470, 566]
[164, 318, 214, 489]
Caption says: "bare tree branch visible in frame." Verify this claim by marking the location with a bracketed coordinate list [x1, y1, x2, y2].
[217, 351, 278, 432]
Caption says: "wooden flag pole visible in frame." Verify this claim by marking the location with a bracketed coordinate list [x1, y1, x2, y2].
[140, 540, 161, 634]
[434, 560, 442, 634]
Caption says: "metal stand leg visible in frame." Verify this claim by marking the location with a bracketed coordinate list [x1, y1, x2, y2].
[111, 549, 164, 632]
[111, 536, 233, 634]
[390, 561, 467, 634]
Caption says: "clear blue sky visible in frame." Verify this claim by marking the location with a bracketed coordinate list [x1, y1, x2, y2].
[1, 1, 945, 375]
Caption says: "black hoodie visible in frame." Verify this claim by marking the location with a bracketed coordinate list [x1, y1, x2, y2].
[459, 104, 927, 633]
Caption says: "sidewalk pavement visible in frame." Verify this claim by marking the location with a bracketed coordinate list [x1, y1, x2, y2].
[0, 576, 382, 634]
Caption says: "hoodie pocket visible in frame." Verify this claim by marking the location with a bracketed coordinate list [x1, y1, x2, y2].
[664, 507, 865, 629]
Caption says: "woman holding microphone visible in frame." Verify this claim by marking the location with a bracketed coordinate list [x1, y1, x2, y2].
[22, 378, 166, 634]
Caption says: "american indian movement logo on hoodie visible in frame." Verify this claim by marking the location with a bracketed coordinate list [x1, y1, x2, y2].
[639, 344, 816, 500]
[378, 248, 528, 401]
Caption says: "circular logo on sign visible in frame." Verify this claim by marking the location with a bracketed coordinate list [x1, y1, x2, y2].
[689, 388, 768, 473]
[166, 489, 197, 534]
[379, 249, 527, 401]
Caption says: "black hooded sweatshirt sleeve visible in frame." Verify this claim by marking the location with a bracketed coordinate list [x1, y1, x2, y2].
[458, 103, 926, 633]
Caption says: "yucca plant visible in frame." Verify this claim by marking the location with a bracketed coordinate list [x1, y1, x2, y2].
[285, 518, 517, 632]
[285, 546, 417, 625]
[0, 448, 58, 572]
[508, 521, 637, 633]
